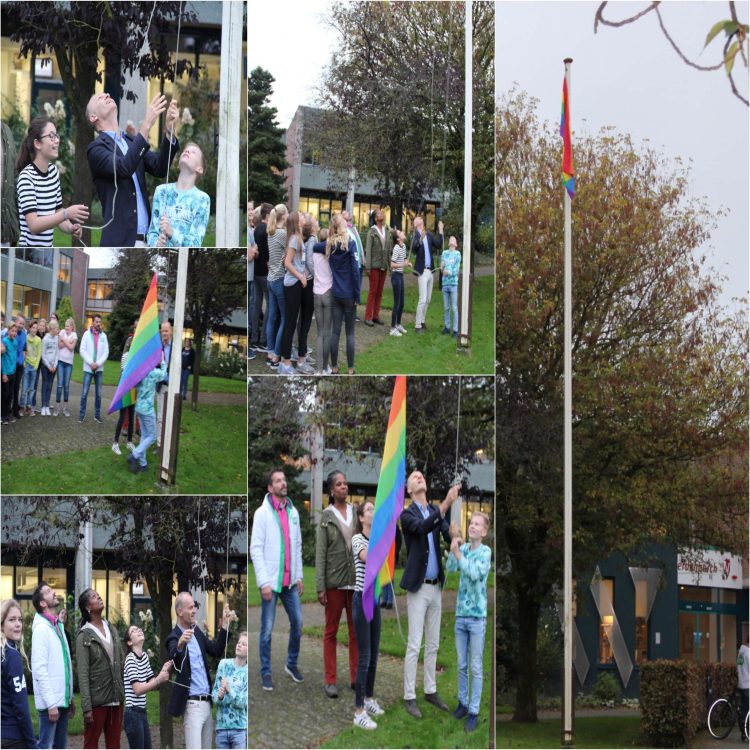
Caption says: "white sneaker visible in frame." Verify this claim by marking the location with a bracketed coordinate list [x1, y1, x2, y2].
[353, 711, 377, 730]
[62, 406, 70, 417]
[126, 442, 135, 452]
[53, 405, 59, 417]
[389, 327, 402, 337]
[42, 407, 49, 416]
[365, 698, 385, 716]
[397, 324, 407, 334]
[111, 443, 122, 456]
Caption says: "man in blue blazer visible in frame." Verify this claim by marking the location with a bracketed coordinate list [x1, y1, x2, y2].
[410, 217, 444, 333]
[86, 91, 179, 247]
[400, 471, 459, 718]
[166, 592, 232, 749]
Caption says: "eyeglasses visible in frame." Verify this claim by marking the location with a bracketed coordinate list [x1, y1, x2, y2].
[40, 133, 60, 142]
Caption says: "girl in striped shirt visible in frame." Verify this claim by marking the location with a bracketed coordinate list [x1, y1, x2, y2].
[15, 116, 89, 247]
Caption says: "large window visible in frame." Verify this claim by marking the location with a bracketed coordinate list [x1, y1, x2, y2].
[298, 196, 343, 228]
[58, 253, 71, 283]
[16, 248, 53, 268]
[598, 578, 615, 664]
[12, 284, 50, 320]
[87, 281, 112, 301]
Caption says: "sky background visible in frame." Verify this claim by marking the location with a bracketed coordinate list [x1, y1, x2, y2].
[496, 0, 749, 309]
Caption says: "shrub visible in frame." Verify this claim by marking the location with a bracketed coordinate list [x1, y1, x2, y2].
[200, 349, 246, 379]
[590, 671, 622, 707]
[641, 659, 704, 747]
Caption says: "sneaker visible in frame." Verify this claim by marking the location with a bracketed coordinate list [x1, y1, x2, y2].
[127, 454, 139, 474]
[2, 419, 9, 425]
[262, 674, 274, 691]
[94, 416, 103, 424]
[254, 344, 269, 353]
[78, 417, 85, 423]
[464, 714, 479, 733]
[364, 698, 384, 716]
[324, 683, 339, 698]
[43, 407, 50, 416]
[389, 327, 402, 337]
[53, 406, 59, 416]
[364, 319, 374, 327]
[320, 367, 332, 375]
[247, 350, 256, 360]
[126, 442, 135, 452]
[266, 358, 279, 369]
[397, 324, 407, 334]
[297, 361, 315, 375]
[441, 326, 450, 335]
[452, 703, 468, 720]
[372, 318, 384, 325]
[304, 354, 315, 365]
[63, 406, 70, 417]
[353, 711, 377, 730]
[284, 665, 304, 683]
[278, 363, 297, 376]
[111, 443, 122, 456]
[415, 326, 425, 334]
[28, 408, 35, 417]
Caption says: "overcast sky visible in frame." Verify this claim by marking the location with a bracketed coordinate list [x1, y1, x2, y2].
[496, 0, 749, 309]
[85, 248, 117, 268]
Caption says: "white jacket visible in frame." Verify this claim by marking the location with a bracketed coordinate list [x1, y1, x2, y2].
[31, 613, 74, 710]
[251, 493, 303, 592]
[79, 328, 109, 374]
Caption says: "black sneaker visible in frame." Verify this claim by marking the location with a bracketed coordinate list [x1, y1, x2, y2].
[94, 416, 103, 424]
[284, 665, 304, 683]
[262, 674, 273, 691]
[464, 714, 479, 732]
[452, 703, 468, 720]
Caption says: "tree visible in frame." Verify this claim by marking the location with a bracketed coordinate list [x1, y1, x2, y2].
[247, 67, 288, 204]
[495, 90, 748, 721]
[6, 1, 195, 245]
[52, 295, 81, 337]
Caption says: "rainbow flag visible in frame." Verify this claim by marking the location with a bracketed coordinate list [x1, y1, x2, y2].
[560, 76, 575, 199]
[363, 375, 406, 621]
[108, 272, 162, 414]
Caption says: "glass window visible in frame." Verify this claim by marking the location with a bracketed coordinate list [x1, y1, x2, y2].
[91, 569, 108, 617]
[15, 566, 38, 596]
[598, 578, 615, 664]
[720, 613, 737, 663]
[1, 567, 14, 601]
[679, 585, 712, 602]
[108, 573, 131, 624]
[41, 567, 67, 608]
[58, 254, 71, 283]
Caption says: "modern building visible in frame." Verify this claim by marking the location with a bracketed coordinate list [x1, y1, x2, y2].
[85, 266, 115, 326]
[282, 105, 443, 234]
[572, 544, 748, 698]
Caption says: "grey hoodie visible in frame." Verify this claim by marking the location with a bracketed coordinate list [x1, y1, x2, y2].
[41, 333, 59, 369]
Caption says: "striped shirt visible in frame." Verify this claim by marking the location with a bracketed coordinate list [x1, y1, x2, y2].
[267, 228, 288, 282]
[391, 243, 407, 273]
[17, 162, 63, 247]
[352, 533, 369, 592]
[123, 651, 153, 708]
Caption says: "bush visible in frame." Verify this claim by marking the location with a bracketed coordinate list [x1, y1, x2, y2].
[590, 670, 622, 707]
[200, 349, 246, 379]
[706, 662, 738, 704]
[641, 659, 704, 747]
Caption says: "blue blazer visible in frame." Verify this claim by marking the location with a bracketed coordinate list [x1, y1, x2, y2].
[87, 132, 179, 247]
[411, 230, 443, 275]
[166, 624, 228, 717]
[399, 501, 452, 593]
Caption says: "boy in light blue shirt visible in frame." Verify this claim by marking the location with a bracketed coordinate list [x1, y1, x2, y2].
[212, 631, 248, 749]
[446, 511, 491, 732]
[127, 360, 167, 472]
[440, 237, 461, 336]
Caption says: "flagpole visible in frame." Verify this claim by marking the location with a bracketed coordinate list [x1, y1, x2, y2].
[562, 56, 574, 749]
[459, 0, 472, 351]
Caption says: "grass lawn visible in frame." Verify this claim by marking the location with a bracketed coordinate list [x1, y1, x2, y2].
[495, 716, 648, 748]
[1, 405, 246, 494]
[70, 353, 245, 393]
[357, 275, 494, 375]
[313, 611, 492, 748]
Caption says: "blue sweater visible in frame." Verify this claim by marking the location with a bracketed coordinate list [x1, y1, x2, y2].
[1, 643, 37, 747]
[316, 239, 360, 301]
[2, 336, 18, 376]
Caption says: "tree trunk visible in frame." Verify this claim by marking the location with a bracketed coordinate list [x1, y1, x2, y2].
[190, 326, 204, 411]
[513, 582, 541, 722]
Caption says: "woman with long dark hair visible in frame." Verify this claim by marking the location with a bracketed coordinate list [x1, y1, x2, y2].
[112, 325, 136, 455]
[15, 116, 89, 247]
[76, 588, 125, 749]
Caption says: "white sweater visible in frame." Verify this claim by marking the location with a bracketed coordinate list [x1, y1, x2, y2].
[79, 328, 109, 374]
[250, 494, 303, 592]
[31, 613, 74, 710]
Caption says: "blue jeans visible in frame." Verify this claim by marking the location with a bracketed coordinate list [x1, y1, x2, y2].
[180, 369, 190, 399]
[41, 366, 56, 408]
[123, 705, 151, 749]
[38, 706, 70, 749]
[352, 591, 381, 709]
[259, 584, 302, 677]
[266, 278, 286, 357]
[215, 729, 246, 748]
[20, 363, 37, 407]
[443, 285, 458, 332]
[132, 411, 156, 467]
[79, 369, 103, 419]
[56, 361, 73, 403]
[455, 616, 486, 715]
[30, 365, 40, 408]
[380, 580, 395, 606]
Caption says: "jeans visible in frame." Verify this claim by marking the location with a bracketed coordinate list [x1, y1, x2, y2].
[416, 269, 434, 327]
[114, 405, 135, 443]
[281, 281, 314, 360]
[266, 278, 286, 357]
[132, 411, 156, 467]
[79, 369, 103, 419]
[20, 363, 37, 407]
[41, 366, 56, 408]
[455, 616, 486, 715]
[314, 290, 332, 371]
[352, 591, 381, 709]
[380, 580, 395, 606]
[56, 360, 73, 403]
[30, 365, 40, 408]
[38, 706, 70, 749]
[180, 369, 190, 399]
[330, 296, 356, 370]
[443, 285, 458, 332]
[391, 273, 404, 327]
[215, 729, 247, 749]
[12, 362, 23, 415]
[251, 276, 268, 346]
[259, 584, 302, 677]
[123, 706, 151, 749]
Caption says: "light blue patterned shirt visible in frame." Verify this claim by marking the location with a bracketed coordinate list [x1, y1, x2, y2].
[147, 183, 210, 247]
[212, 658, 248, 730]
[446, 543, 491, 618]
[135, 362, 167, 416]
[441, 249, 461, 287]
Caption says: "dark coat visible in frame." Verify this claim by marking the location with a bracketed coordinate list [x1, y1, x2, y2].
[399, 501, 452, 593]
[411, 230, 443, 275]
[87, 131, 179, 246]
[166, 624, 228, 717]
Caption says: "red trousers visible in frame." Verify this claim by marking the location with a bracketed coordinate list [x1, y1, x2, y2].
[324, 588, 358, 685]
[83, 705, 123, 749]
[365, 268, 387, 322]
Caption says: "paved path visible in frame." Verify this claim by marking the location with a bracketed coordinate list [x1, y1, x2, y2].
[67, 720, 186, 749]
[1, 376, 245, 462]
[693, 726, 747, 749]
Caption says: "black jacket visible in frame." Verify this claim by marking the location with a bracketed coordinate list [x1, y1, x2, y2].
[254, 222, 269, 277]
[411, 230, 443, 275]
[166, 624, 228, 717]
[87, 131, 179, 247]
[399, 501, 452, 592]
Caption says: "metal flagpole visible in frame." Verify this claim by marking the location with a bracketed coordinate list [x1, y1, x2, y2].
[459, 0, 472, 350]
[562, 56, 574, 748]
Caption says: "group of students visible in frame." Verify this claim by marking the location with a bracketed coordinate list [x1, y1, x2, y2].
[0, 586, 247, 750]
[8, 90, 209, 249]
[250, 468, 491, 735]
[248, 203, 463, 376]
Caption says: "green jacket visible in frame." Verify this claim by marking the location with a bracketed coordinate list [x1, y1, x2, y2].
[316, 506, 356, 592]
[365, 224, 392, 272]
[76, 623, 126, 712]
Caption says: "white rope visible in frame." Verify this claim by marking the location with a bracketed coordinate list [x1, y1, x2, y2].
[454, 376, 462, 483]
[223, 497, 231, 661]
[163, 0, 183, 190]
